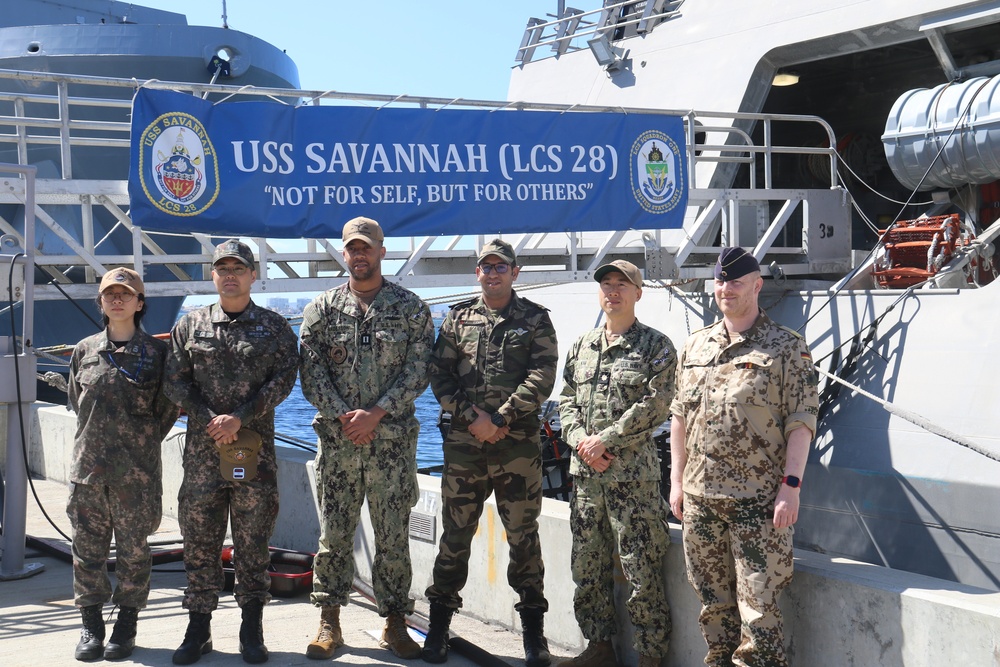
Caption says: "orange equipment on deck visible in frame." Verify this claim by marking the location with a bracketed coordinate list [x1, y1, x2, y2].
[872, 214, 976, 288]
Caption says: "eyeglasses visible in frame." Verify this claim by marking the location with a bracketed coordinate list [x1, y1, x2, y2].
[214, 264, 249, 276]
[479, 263, 510, 275]
[101, 291, 135, 303]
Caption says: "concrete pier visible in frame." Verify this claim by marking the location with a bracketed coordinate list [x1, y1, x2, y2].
[4, 403, 1000, 666]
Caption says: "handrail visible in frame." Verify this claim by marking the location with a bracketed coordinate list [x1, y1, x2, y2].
[0, 67, 839, 191]
[0, 66, 850, 302]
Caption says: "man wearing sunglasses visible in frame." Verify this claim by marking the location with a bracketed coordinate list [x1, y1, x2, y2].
[423, 239, 558, 667]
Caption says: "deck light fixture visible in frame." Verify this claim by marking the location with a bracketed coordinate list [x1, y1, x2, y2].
[588, 35, 622, 71]
[772, 71, 800, 86]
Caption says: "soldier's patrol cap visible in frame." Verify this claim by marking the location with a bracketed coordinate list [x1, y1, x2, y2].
[342, 216, 384, 247]
[714, 246, 760, 281]
[213, 239, 256, 269]
[219, 429, 262, 482]
[478, 239, 517, 266]
[99, 267, 144, 295]
[594, 259, 643, 288]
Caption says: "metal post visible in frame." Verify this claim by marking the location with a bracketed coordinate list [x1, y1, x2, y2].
[1, 389, 43, 580]
[0, 163, 44, 581]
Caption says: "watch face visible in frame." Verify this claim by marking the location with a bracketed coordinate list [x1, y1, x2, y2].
[491, 412, 505, 427]
[784, 475, 801, 488]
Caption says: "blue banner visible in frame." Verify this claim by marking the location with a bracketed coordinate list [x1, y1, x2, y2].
[128, 88, 687, 238]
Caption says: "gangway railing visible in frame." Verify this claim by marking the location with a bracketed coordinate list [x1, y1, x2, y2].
[0, 67, 852, 302]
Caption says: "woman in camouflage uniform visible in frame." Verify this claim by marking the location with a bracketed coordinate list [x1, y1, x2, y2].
[66, 267, 177, 661]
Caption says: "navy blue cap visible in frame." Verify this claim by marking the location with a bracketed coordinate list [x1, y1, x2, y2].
[714, 247, 760, 280]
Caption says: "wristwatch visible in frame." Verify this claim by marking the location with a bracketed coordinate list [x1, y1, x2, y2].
[782, 475, 802, 489]
[490, 412, 506, 428]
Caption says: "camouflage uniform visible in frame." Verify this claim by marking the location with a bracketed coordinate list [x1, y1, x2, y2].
[67, 329, 177, 609]
[425, 291, 558, 612]
[299, 281, 433, 616]
[165, 301, 298, 613]
[671, 311, 818, 667]
[558, 320, 676, 656]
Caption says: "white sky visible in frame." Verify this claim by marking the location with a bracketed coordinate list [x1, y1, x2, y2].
[136, 1, 560, 305]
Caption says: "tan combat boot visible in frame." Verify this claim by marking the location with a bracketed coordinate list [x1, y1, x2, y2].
[380, 612, 421, 659]
[305, 606, 344, 660]
[555, 639, 619, 667]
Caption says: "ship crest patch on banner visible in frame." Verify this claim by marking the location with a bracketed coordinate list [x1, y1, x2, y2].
[630, 130, 684, 214]
[137, 112, 220, 217]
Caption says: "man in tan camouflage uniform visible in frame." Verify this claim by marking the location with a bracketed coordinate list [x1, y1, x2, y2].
[299, 217, 434, 661]
[557, 260, 676, 667]
[670, 247, 819, 667]
[67, 267, 178, 661]
[165, 239, 298, 665]
[422, 239, 558, 667]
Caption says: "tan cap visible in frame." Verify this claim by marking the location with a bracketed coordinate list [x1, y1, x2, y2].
[342, 216, 384, 247]
[219, 429, 262, 482]
[213, 239, 255, 268]
[594, 259, 643, 288]
[99, 267, 144, 295]
[478, 239, 517, 266]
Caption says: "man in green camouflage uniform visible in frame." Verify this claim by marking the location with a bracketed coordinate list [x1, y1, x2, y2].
[670, 247, 818, 667]
[557, 260, 676, 667]
[165, 239, 298, 665]
[68, 267, 178, 661]
[299, 217, 434, 661]
[422, 239, 558, 667]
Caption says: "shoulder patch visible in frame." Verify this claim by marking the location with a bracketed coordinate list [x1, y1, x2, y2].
[778, 324, 805, 340]
[691, 320, 721, 335]
[651, 343, 674, 368]
[516, 295, 551, 313]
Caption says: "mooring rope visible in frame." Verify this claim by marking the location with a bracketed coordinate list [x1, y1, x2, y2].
[815, 366, 1000, 462]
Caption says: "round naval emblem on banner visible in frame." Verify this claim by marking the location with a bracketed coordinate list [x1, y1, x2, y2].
[138, 112, 220, 217]
[630, 130, 684, 214]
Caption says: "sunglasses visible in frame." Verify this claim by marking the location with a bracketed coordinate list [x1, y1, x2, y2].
[214, 264, 250, 276]
[479, 263, 510, 275]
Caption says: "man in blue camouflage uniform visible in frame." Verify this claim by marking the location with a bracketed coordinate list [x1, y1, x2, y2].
[670, 247, 819, 667]
[165, 239, 298, 665]
[299, 217, 434, 661]
[68, 267, 178, 661]
[422, 239, 558, 667]
[557, 260, 676, 667]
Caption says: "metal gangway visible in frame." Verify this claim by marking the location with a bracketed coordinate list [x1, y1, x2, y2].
[0, 67, 853, 306]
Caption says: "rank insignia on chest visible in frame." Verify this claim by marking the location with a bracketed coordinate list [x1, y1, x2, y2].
[361, 333, 372, 345]
[330, 345, 347, 364]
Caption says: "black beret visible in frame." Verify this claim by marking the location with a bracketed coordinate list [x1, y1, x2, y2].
[714, 247, 760, 281]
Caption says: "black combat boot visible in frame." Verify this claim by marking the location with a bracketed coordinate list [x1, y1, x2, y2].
[239, 599, 269, 664]
[104, 606, 139, 660]
[172, 611, 213, 665]
[421, 602, 455, 664]
[520, 608, 551, 667]
[75, 604, 105, 661]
